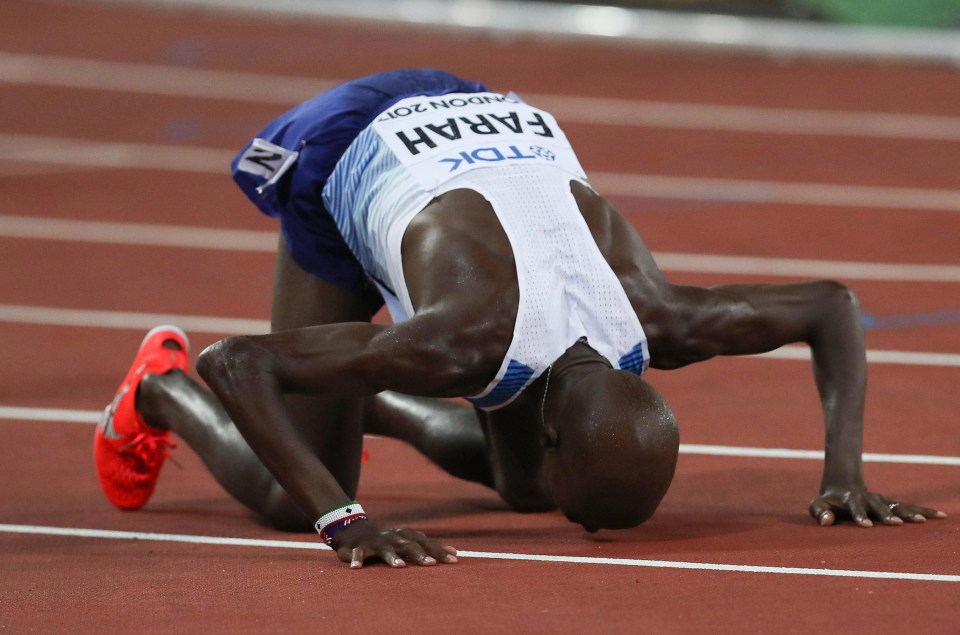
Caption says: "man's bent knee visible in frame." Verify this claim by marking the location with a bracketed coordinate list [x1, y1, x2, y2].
[261, 483, 313, 532]
[196, 337, 231, 383]
[197, 336, 269, 388]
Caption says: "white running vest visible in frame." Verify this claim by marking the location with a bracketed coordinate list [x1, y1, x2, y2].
[323, 92, 650, 410]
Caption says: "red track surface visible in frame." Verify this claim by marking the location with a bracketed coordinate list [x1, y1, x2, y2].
[1, 1, 959, 632]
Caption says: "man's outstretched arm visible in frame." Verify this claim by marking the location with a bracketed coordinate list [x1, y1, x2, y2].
[648, 280, 945, 526]
[197, 315, 498, 567]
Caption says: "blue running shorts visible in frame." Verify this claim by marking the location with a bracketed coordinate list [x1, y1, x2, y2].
[232, 69, 488, 309]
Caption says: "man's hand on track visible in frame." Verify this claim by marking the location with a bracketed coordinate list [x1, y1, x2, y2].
[810, 487, 946, 527]
[332, 521, 458, 569]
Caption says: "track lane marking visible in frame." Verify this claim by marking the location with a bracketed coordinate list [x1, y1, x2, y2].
[4, 406, 959, 465]
[0, 407, 101, 423]
[651, 253, 960, 283]
[758, 346, 960, 367]
[2, 304, 960, 365]
[0, 133, 228, 173]
[0, 523, 956, 581]
[589, 172, 960, 213]
[0, 214, 278, 252]
[679, 444, 960, 466]
[3, 133, 959, 212]
[3, 52, 960, 141]
[3, 214, 959, 281]
[0, 303, 269, 334]
[0, 51, 331, 103]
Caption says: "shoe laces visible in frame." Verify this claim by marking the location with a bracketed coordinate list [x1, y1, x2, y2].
[121, 432, 178, 469]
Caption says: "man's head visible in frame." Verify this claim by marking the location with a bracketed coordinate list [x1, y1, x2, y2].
[541, 343, 679, 532]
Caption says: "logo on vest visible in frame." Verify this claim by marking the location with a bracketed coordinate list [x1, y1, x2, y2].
[437, 144, 558, 173]
[529, 146, 556, 161]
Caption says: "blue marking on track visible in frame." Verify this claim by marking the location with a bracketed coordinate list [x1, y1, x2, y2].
[863, 310, 960, 330]
[166, 119, 200, 142]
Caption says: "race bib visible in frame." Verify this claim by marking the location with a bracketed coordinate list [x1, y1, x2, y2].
[235, 138, 300, 194]
[372, 92, 586, 190]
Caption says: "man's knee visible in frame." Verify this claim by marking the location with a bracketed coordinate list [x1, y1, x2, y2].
[197, 336, 268, 387]
[260, 483, 313, 532]
[196, 337, 229, 382]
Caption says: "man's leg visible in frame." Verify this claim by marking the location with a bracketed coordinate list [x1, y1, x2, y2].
[128, 236, 373, 530]
[365, 392, 493, 487]
[137, 376, 494, 530]
[138, 368, 309, 529]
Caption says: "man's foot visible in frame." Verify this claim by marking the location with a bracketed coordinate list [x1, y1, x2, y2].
[94, 325, 190, 510]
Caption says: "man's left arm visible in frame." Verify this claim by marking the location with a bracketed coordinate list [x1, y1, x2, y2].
[651, 280, 945, 526]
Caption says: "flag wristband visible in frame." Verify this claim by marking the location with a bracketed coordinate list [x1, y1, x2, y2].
[314, 501, 367, 545]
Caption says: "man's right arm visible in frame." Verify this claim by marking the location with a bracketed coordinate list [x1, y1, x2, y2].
[196, 317, 490, 567]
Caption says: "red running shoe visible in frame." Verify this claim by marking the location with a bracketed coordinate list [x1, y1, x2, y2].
[94, 325, 189, 510]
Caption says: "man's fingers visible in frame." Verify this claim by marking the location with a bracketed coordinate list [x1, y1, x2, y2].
[350, 547, 365, 569]
[897, 503, 945, 522]
[809, 498, 835, 526]
[335, 544, 362, 566]
[427, 543, 457, 564]
[812, 489, 943, 527]
[811, 494, 872, 527]
[333, 524, 457, 568]
[393, 537, 435, 566]
[847, 497, 873, 527]
[866, 497, 903, 526]
[909, 505, 947, 520]
[441, 546, 459, 564]
[395, 528, 458, 564]
[379, 547, 405, 568]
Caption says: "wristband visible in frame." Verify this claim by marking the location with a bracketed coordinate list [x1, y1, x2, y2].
[314, 501, 367, 545]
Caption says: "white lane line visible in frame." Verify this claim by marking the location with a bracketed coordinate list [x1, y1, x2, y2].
[4, 214, 960, 282]
[2, 304, 960, 366]
[758, 345, 960, 367]
[0, 161, 103, 178]
[0, 523, 956, 582]
[0, 134, 227, 173]
[0, 304, 269, 335]
[0, 407, 100, 423]
[589, 173, 960, 213]
[0, 214, 277, 252]
[680, 444, 960, 466]
[532, 93, 960, 142]
[5, 406, 959, 466]
[3, 133, 959, 212]
[0, 51, 330, 103]
[0, 523, 332, 550]
[4, 51, 960, 142]
[3, 133, 960, 212]
[653, 253, 960, 283]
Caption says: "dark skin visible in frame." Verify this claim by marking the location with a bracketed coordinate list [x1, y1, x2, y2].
[194, 180, 944, 569]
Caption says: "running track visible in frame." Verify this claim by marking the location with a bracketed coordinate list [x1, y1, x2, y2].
[1, 1, 959, 632]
